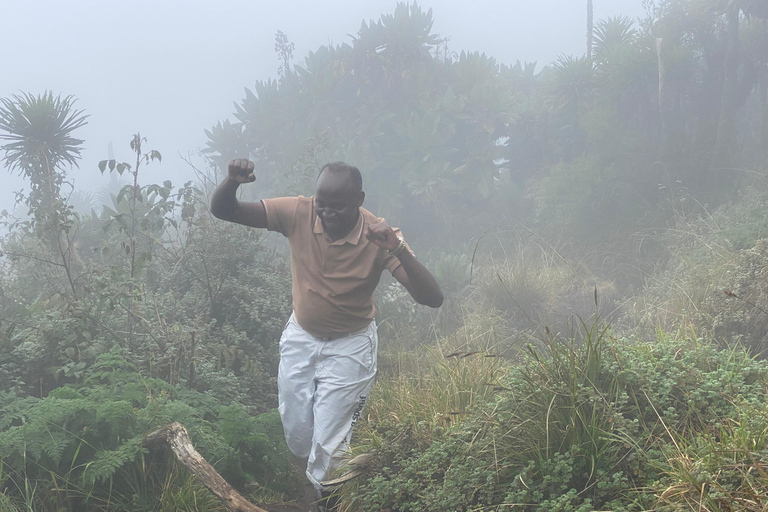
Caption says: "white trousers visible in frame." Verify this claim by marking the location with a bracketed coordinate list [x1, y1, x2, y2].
[277, 313, 378, 490]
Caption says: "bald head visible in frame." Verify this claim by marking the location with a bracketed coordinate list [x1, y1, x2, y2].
[314, 162, 365, 240]
[317, 162, 363, 193]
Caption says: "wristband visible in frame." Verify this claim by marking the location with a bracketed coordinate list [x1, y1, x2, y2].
[388, 237, 407, 257]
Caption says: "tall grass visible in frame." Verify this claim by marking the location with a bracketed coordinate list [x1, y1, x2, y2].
[657, 406, 768, 511]
[470, 239, 620, 340]
[623, 180, 768, 355]
[362, 310, 513, 443]
[499, 318, 622, 475]
[337, 310, 768, 512]
[0, 493, 20, 512]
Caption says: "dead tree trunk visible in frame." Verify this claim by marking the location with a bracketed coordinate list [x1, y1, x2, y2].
[587, 0, 594, 63]
[656, 37, 667, 142]
[144, 422, 268, 512]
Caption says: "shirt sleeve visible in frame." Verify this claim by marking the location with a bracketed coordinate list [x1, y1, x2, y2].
[261, 197, 300, 237]
[383, 226, 415, 275]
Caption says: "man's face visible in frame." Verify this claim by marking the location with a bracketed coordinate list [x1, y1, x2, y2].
[315, 170, 364, 238]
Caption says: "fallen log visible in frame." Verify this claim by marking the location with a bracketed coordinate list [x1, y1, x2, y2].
[144, 422, 268, 512]
[321, 452, 374, 487]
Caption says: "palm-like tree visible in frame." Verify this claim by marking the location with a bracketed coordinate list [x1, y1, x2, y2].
[0, 92, 87, 177]
[547, 55, 596, 117]
[0, 92, 88, 219]
[593, 16, 638, 63]
[0, 92, 88, 298]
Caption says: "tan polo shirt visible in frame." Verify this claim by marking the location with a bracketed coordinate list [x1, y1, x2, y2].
[262, 196, 407, 337]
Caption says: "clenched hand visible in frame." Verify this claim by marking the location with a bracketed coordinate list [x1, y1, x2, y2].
[228, 159, 255, 184]
[365, 220, 400, 251]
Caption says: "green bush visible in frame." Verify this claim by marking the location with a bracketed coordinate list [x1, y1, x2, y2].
[0, 348, 298, 511]
[339, 324, 768, 512]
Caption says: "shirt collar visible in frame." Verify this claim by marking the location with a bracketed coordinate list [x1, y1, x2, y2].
[312, 205, 365, 246]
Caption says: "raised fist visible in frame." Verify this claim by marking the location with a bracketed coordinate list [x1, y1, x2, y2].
[228, 158, 255, 184]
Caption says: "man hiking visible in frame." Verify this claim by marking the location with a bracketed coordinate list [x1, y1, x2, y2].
[211, 159, 443, 510]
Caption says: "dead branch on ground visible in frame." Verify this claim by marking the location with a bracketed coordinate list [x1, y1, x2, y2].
[144, 422, 268, 512]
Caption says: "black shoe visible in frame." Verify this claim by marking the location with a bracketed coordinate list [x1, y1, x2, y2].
[314, 489, 338, 512]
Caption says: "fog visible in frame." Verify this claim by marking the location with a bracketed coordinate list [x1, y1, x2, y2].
[1, 0, 645, 213]
[5, 3, 768, 509]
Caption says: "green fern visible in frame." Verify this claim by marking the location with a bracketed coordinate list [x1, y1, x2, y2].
[83, 436, 144, 485]
[0, 349, 298, 510]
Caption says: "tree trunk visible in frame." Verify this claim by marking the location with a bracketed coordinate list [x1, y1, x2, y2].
[656, 37, 667, 141]
[761, 63, 768, 159]
[144, 423, 269, 512]
[709, 3, 741, 189]
[587, 0, 594, 63]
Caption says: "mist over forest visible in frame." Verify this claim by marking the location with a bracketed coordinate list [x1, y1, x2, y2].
[2, 1, 768, 511]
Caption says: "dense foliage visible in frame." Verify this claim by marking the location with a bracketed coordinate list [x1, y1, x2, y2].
[0, 95, 296, 509]
[0, 349, 294, 511]
[204, 1, 768, 257]
[342, 327, 768, 511]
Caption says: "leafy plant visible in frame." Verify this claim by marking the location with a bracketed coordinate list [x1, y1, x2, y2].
[0, 349, 299, 511]
[338, 323, 768, 512]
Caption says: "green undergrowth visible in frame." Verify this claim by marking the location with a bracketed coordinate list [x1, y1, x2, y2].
[337, 321, 768, 512]
[369, 309, 514, 430]
[0, 347, 299, 511]
[625, 175, 768, 357]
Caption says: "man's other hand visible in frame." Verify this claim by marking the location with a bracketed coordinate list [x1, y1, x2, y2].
[366, 221, 400, 251]
[228, 159, 256, 183]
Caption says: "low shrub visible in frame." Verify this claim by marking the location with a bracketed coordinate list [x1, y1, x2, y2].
[338, 323, 768, 512]
[0, 348, 299, 511]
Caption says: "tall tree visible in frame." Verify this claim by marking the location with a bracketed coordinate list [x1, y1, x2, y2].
[709, 0, 768, 188]
[0, 92, 88, 299]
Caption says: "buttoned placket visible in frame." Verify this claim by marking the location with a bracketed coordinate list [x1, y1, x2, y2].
[313, 207, 366, 276]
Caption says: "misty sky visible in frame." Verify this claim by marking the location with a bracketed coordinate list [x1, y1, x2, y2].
[1, 0, 647, 214]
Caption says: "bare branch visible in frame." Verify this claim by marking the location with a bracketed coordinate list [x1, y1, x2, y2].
[144, 423, 268, 512]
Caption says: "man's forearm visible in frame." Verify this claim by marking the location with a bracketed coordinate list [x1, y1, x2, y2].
[396, 250, 444, 308]
[211, 160, 267, 228]
[210, 176, 241, 220]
